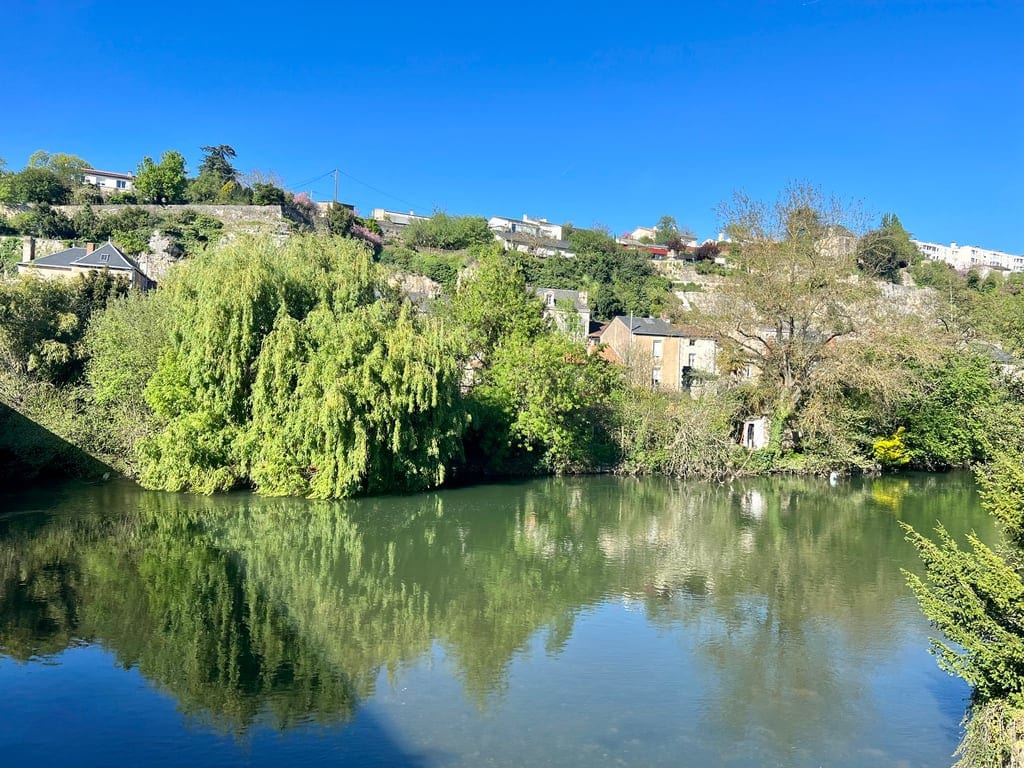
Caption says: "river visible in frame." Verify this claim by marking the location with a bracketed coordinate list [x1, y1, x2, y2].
[0, 473, 992, 767]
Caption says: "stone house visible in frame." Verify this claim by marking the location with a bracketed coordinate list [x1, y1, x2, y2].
[17, 238, 154, 290]
[535, 288, 591, 339]
[595, 316, 717, 392]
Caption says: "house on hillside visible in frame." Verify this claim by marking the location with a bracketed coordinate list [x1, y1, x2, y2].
[595, 316, 717, 392]
[495, 230, 575, 258]
[372, 208, 429, 237]
[82, 169, 134, 192]
[488, 215, 563, 241]
[535, 288, 592, 339]
[17, 238, 153, 289]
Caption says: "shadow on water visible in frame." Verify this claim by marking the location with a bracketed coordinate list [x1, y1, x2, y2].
[0, 400, 113, 490]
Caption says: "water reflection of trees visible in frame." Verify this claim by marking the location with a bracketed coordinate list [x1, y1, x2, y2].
[0, 473, 988, 738]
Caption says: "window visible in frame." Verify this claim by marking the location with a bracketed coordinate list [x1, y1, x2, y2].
[652, 339, 663, 360]
[688, 353, 696, 367]
[116, 179, 127, 189]
[688, 338, 696, 346]
[652, 367, 661, 388]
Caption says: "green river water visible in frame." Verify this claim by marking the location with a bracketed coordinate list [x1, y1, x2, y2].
[0, 472, 994, 766]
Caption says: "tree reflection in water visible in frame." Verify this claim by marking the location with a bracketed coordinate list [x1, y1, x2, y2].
[0, 473, 989, 747]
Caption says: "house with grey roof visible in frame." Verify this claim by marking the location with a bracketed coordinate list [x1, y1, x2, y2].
[535, 288, 591, 339]
[17, 238, 153, 290]
[595, 315, 718, 392]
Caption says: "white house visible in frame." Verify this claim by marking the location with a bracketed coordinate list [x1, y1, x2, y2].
[371, 208, 429, 227]
[913, 240, 1024, 273]
[82, 168, 134, 192]
[488, 214, 563, 241]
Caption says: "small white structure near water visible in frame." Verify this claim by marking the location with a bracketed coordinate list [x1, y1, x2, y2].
[740, 416, 769, 450]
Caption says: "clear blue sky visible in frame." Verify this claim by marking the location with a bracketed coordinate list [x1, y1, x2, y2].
[6, 1, 1023, 251]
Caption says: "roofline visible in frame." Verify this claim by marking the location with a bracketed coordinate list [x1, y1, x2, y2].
[83, 168, 134, 180]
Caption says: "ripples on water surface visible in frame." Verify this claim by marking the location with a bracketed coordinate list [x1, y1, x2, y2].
[0, 473, 992, 766]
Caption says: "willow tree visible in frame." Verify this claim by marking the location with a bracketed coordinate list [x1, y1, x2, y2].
[247, 301, 465, 498]
[139, 234, 464, 497]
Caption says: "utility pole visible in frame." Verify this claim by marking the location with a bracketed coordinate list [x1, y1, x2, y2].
[334, 169, 339, 204]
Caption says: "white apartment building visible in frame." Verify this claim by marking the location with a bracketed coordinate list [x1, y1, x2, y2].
[913, 240, 1024, 273]
[487, 214, 563, 241]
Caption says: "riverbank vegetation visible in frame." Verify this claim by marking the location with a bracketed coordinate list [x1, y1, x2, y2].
[2, 185, 1024, 496]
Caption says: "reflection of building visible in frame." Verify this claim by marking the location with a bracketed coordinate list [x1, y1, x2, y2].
[595, 316, 717, 392]
[18, 238, 153, 289]
[83, 168, 134, 192]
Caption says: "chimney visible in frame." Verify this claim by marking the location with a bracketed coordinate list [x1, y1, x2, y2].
[579, 291, 589, 306]
[85, 242, 96, 255]
[21, 236, 35, 263]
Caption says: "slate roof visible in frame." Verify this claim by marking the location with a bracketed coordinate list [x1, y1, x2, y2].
[535, 287, 589, 312]
[611, 316, 714, 338]
[30, 242, 141, 273]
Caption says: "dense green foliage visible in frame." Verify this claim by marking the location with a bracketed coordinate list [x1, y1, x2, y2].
[135, 235, 465, 497]
[517, 227, 673, 318]
[134, 150, 188, 204]
[856, 213, 919, 282]
[0, 270, 128, 385]
[905, 449, 1024, 765]
[402, 212, 493, 250]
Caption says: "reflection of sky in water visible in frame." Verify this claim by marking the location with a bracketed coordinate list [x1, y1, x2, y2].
[0, 473, 990, 767]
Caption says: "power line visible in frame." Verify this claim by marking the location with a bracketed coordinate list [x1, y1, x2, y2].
[286, 167, 426, 212]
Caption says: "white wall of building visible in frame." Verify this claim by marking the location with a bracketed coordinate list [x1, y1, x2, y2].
[913, 240, 1024, 273]
[83, 170, 134, 192]
[488, 215, 563, 241]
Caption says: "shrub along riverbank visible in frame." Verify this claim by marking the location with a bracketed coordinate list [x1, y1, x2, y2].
[1, 228, 1021, 494]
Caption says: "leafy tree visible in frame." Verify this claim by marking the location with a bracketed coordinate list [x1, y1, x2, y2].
[99, 206, 159, 255]
[197, 144, 238, 182]
[3, 167, 71, 204]
[188, 145, 242, 203]
[695, 183, 874, 452]
[27, 151, 90, 185]
[403, 213, 494, 250]
[692, 241, 721, 262]
[138, 234, 465, 498]
[447, 245, 546, 361]
[897, 353, 1007, 468]
[10, 204, 75, 238]
[324, 203, 356, 236]
[252, 182, 288, 206]
[856, 213, 918, 282]
[905, 452, 1024, 763]
[134, 151, 188, 204]
[654, 215, 680, 245]
[71, 184, 104, 205]
[0, 271, 128, 385]
[472, 333, 619, 473]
